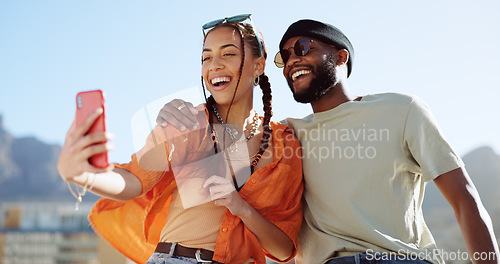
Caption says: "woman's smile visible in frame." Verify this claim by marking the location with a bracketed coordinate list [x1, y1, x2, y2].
[210, 75, 232, 91]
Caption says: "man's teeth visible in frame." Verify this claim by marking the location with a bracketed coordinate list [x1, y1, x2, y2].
[211, 76, 231, 86]
[292, 70, 311, 82]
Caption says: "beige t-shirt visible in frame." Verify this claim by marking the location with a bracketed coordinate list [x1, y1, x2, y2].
[160, 189, 226, 251]
[286, 93, 463, 264]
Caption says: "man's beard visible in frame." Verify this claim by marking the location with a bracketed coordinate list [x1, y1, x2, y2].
[287, 54, 337, 103]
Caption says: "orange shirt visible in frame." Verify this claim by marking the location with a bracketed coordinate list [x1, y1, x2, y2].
[88, 118, 303, 264]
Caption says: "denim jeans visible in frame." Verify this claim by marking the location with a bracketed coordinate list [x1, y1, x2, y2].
[325, 253, 431, 264]
[145, 252, 201, 264]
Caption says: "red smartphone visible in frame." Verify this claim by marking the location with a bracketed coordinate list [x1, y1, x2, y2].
[76, 90, 109, 168]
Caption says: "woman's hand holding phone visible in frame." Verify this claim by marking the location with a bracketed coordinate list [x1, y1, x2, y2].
[58, 108, 114, 182]
[57, 91, 114, 183]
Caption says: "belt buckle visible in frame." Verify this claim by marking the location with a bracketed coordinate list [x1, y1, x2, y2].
[195, 249, 212, 263]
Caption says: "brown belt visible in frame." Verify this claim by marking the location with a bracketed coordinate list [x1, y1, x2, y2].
[155, 242, 215, 263]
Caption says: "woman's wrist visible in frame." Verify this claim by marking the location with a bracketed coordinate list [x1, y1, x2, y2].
[65, 172, 96, 210]
[237, 200, 255, 220]
[64, 172, 87, 185]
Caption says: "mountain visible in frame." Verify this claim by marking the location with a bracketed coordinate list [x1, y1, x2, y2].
[423, 145, 500, 253]
[0, 115, 97, 202]
[461, 146, 500, 209]
[0, 115, 21, 184]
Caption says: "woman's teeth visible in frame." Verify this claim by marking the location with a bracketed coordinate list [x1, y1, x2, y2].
[211, 76, 231, 86]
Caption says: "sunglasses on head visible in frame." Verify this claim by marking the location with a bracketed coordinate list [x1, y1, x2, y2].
[274, 38, 318, 68]
[202, 14, 265, 57]
[203, 14, 252, 32]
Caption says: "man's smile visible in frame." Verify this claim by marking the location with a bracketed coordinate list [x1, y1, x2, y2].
[291, 69, 312, 82]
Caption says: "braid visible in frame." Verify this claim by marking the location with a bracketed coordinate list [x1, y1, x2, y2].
[251, 73, 273, 171]
[201, 76, 218, 154]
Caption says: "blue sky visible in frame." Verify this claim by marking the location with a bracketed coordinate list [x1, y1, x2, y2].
[1, 0, 499, 163]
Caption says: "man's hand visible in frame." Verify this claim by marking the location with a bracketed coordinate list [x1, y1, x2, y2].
[156, 99, 204, 131]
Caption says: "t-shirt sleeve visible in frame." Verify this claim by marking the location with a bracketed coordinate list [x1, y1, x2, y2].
[403, 97, 464, 182]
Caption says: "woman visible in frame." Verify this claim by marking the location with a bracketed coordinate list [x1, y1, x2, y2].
[58, 14, 303, 264]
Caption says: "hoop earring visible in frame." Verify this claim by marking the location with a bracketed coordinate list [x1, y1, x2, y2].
[253, 76, 260, 86]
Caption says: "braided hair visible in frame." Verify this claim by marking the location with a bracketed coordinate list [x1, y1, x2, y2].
[201, 23, 273, 173]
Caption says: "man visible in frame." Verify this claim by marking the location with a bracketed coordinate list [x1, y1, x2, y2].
[274, 19, 498, 264]
[156, 19, 499, 264]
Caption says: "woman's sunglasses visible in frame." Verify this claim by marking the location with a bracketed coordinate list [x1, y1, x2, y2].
[202, 14, 265, 57]
[202, 14, 252, 33]
[274, 38, 317, 68]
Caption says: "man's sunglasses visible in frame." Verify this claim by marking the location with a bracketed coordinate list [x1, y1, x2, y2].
[202, 14, 264, 57]
[274, 38, 317, 68]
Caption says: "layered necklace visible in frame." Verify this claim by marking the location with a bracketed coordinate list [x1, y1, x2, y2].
[212, 104, 261, 153]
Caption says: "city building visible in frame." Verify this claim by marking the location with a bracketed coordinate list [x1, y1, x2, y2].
[0, 202, 130, 264]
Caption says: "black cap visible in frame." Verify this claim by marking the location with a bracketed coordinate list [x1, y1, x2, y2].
[279, 19, 354, 77]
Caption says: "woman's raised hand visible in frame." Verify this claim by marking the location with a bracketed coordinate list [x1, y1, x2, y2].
[156, 99, 204, 131]
[57, 108, 114, 182]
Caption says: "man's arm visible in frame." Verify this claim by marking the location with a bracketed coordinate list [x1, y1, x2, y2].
[434, 167, 499, 264]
